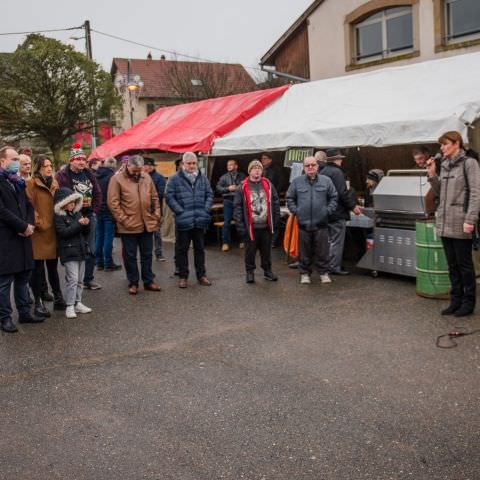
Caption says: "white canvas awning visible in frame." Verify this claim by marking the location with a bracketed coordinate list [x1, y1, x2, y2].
[212, 52, 480, 155]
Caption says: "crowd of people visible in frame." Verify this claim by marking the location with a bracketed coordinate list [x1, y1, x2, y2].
[1, 129, 479, 333]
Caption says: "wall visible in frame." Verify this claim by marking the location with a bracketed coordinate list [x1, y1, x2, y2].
[307, 0, 480, 80]
[271, 25, 310, 79]
[114, 95, 182, 135]
[113, 91, 146, 134]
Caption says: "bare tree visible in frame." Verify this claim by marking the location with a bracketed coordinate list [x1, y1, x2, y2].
[250, 70, 292, 90]
[165, 57, 255, 102]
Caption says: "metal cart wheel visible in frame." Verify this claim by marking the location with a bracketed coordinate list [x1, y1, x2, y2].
[371, 270, 379, 278]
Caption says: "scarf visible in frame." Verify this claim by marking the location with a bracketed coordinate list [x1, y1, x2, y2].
[446, 149, 466, 169]
[0, 167, 25, 189]
[38, 174, 53, 189]
[183, 169, 199, 185]
[241, 177, 272, 240]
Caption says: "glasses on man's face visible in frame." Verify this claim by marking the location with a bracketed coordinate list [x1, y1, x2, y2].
[304, 163, 317, 168]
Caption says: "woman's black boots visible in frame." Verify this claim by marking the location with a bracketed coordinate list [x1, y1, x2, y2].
[34, 297, 51, 319]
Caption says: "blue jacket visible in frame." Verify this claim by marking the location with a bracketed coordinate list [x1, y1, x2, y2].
[166, 170, 213, 231]
[149, 170, 166, 202]
[95, 166, 115, 216]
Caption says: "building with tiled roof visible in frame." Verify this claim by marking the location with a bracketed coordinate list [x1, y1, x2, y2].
[111, 55, 256, 133]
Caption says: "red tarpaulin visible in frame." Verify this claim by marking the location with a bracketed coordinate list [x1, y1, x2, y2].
[89, 85, 289, 160]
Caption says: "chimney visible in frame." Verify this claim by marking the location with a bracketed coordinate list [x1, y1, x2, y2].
[147, 52, 152, 61]
[160, 55, 166, 61]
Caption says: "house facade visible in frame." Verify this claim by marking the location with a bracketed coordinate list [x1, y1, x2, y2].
[261, 0, 480, 80]
[111, 56, 256, 134]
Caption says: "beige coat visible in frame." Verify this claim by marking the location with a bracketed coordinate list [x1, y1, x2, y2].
[429, 152, 480, 239]
[107, 171, 160, 234]
[25, 176, 59, 259]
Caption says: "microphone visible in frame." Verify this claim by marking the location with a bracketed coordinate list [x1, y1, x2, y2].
[426, 153, 442, 169]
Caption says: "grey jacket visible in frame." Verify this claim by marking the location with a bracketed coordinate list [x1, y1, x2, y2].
[286, 174, 338, 231]
[429, 151, 480, 239]
[216, 171, 246, 200]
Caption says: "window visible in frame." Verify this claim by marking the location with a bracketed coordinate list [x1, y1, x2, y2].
[445, 0, 480, 43]
[354, 6, 413, 62]
[191, 79, 203, 86]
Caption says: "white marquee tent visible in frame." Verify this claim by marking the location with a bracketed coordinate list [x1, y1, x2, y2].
[212, 52, 480, 155]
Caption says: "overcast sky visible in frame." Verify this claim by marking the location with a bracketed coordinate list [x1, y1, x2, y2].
[2, 0, 312, 78]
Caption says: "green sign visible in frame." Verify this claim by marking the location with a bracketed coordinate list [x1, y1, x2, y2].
[284, 148, 314, 166]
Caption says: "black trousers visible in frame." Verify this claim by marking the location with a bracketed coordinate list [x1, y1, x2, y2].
[31, 259, 61, 298]
[176, 228, 206, 279]
[121, 232, 154, 287]
[245, 228, 272, 273]
[441, 236, 476, 307]
[298, 228, 329, 275]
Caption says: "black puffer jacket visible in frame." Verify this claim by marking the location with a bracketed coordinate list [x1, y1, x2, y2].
[320, 163, 356, 221]
[54, 188, 90, 264]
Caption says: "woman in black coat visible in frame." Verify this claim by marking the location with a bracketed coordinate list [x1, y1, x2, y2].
[0, 147, 37, 332]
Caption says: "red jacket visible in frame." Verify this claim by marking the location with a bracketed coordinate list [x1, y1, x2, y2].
[233, 177, 280, 240]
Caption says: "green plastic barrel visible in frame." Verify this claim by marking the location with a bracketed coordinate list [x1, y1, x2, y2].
[416, 221, 451, 299]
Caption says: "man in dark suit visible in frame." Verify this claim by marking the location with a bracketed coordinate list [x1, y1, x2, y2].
[0, 146, 41, 332]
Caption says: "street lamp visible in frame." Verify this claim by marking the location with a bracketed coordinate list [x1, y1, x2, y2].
[114, 59, 144, 128]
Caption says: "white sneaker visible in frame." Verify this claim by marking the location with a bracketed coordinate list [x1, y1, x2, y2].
[300, 274, 311, 284]
[320, 274, 332, 284]
[65, 305, 77, 319]
[75, 302, 92, 314]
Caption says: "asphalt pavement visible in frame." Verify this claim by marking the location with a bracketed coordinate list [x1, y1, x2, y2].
[1, 241, 479, 480]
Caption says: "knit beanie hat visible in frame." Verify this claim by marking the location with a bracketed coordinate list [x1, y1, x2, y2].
[248, 160, 263, 173]
[69, 143, 86, 162]
[367, 169, 385, 183]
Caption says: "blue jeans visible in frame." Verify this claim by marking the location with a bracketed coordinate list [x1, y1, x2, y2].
[83, 213, 96, 284]
[154, 225, 163, 257]
[222, 199, 234, 245]
[121, 232, 154, 287]
[95, 213, 116, 267]
[0, 270, 31, 323]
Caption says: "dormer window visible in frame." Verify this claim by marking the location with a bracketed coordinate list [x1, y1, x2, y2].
[354, 6, 413, 62]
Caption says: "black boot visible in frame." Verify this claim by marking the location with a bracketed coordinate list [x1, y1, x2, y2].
[53, 291, 67, 311]
[454, 301, 475, 317]
[34, 298, 51, 318]
[19, 313, 44, 324]
[1, 318, 18, 333]
[41, 290, 54, 302]
[264, 271, 278, 281]
[441, 302, 462, 315]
